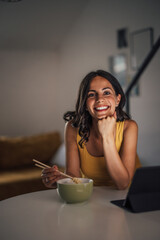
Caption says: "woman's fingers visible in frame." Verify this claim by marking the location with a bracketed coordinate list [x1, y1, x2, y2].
[41, 165, 64, 188]
[42, 175, 63, 188]
[41, 170, 60, 178]
[42, 165, 58, 173]
[41, 165, 61, 177]
[53, 165, 58, 170]
[113, 111, 117, 119]
[42, 179, 56, 188]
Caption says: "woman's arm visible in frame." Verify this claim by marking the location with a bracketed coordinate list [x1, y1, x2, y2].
[98, 117, 138, 190]
[41, 121, 81, 188]
[64, 121, 81, 177]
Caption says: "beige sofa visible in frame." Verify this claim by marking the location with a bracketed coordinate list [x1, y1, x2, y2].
[0, 131, 62, 201]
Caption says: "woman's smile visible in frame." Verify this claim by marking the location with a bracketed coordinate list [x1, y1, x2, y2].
[94, 105, 109, 111]
[86, 76, 120, 120]
[94, 105, 110, 119]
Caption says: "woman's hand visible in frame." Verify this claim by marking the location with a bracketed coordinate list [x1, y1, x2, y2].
[41, 165, 63, 188]
[98, 112, 117, 141]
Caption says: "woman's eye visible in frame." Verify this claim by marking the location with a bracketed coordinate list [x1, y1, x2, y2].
[104, 91, 110, 95]
[88, 93, 95, 98]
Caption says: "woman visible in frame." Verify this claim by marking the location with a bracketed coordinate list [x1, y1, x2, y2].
[42, 70, 141, 189]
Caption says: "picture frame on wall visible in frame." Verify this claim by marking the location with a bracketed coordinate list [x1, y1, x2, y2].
[130, 28, 154, 70]
[109, 53, 140, 96]
[109, 54, 127, 92]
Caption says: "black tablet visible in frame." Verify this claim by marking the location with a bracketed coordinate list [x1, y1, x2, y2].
[111, 166, 160, 213]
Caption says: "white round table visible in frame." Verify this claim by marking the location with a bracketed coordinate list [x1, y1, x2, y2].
[0, 187, 160, 240]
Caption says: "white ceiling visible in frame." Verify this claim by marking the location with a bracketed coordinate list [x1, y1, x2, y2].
[0, 0, 89, 50]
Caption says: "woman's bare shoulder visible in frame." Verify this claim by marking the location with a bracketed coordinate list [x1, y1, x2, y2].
[124, 119, 138, 132]
[64, 121, 78, 140]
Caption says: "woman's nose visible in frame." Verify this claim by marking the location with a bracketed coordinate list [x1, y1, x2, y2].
[96, 95, 104, 102]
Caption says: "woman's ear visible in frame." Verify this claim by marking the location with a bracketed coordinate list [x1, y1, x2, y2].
[116, 94, 121, 107]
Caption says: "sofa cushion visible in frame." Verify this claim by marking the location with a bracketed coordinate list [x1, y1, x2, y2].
[0, 167, 46, 200]
[0, 131, 61, 170]
[0, 168, 42, 184]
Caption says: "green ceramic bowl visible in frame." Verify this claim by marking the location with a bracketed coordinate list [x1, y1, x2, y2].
[57, 178, 93, 203]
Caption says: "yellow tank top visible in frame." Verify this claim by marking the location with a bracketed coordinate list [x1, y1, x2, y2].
[77, 121, 141, 186]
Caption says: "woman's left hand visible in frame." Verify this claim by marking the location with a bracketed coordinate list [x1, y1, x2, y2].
[98, 112, 117, 141]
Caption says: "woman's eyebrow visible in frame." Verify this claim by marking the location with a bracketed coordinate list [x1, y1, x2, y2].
[102, 87, 112, 91]
[88, 87, 112, 92]
[88, 89, 96, 92]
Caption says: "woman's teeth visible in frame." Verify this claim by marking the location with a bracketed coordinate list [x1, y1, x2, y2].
[95, 106, 108, 110]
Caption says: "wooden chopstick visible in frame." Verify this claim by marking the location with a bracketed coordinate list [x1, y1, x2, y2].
[57, 171, 76, 179]
[33, 159, 51, 169]
[33, 159, 75, 181]
[35, 163, 46, 169]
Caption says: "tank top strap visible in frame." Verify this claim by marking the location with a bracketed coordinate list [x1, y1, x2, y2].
[77, 129, 81, 145]
[115, 121, 124, 152]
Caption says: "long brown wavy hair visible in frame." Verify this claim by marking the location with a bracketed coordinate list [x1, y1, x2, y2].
[63, 70, 130, 148]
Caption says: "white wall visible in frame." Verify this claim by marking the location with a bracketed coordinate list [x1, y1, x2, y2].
[0, 0, 88, 136]
[0, 50, 61, 136]
[0, 0, 160, 166]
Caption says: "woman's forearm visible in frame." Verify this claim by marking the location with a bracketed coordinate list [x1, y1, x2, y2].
[102, 138, 130, 189]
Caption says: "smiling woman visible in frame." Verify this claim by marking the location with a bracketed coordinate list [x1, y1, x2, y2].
[86, 76, 121, 121]
[41, 70, 141, 190]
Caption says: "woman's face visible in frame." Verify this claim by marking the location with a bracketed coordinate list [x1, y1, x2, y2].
[86, 76, 121, 120]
